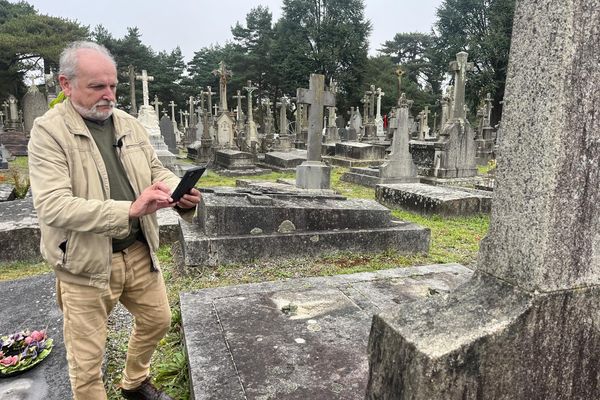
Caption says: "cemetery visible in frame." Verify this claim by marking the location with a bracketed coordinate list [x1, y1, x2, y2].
[1, 0, 598, 399]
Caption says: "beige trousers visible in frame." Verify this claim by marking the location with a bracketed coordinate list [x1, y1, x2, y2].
[57, 241, 171, 400]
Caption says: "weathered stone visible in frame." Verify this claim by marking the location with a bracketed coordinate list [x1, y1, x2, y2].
[0, 198, 40, 263]
[0, 183, 16, 202]
[180, 188, 430, 267]
[366, 1, 600, 398]
[261, 150, 307, 171]
[277, 220, 296, 233]
[180, 264, 473, 400]
[376, 183, 492, 216]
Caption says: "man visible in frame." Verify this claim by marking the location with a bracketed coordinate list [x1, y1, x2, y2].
[28, 41, 200, 400]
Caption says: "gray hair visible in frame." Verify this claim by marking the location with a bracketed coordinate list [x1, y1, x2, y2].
[59, 41, 117, 81]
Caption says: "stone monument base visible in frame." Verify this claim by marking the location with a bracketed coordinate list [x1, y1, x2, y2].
[296, 161, 331, 189]
[341, 167, 420, 188]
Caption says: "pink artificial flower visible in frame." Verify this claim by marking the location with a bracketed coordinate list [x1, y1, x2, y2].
[24, 336, 33, 345]
[30, 331, 45, 342]
[0, 355, 18, 366]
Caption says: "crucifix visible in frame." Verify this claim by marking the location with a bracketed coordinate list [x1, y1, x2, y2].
[168, 101, 177, 122]
[449, 52, 474, 120]
[243, 80, 258, 123]
[212, 104, 219, 116]
[186, 96, 196, 126]
[182, 111, 189, 128]
[296, 73, 336, 162]
[122, 65, 138, 115]
[211, 61, 232, 113]
[135, 70, 154, 107]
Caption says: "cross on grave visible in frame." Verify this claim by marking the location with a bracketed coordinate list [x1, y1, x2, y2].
[262, 98, 273, 119]
[151, 95, 163, 116]
[361, 94, 370, 124]
[182, 111, 189, 128]
[369, 85, 376, 122]
[296, 74, 336, 162]
[395, 68, 405, 105]
[212, 104, 219, 116]
[122, 65, 138, 115]
[179, 109, 184, 126]
[376, 87, 385, 120]
[449, 52, 474, 120]
[233, 90, 244, 122]
[212, 61, 232, 113]
[295, 74, 335, 189]
[187, 96, 197, 126]
[243, 80, 258, 121]
[135, 70, 154, 107]
[204, 87, 215, 119]
[198, 92, 206, 116]
[168, 101, 177, 121]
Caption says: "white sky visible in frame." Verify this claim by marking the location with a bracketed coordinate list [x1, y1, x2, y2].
[21, 0, 442, 61]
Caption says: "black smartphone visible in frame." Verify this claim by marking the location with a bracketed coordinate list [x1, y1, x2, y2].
[171, 166, 206, 202]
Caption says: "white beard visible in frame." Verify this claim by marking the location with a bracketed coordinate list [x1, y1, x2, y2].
[72, 99, 115, 121]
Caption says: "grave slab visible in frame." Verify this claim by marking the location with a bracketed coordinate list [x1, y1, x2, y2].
[179, 187, 430, 267]
[260, 150, 307, 171]
[376, 183, 492, 216]
[180, 263, 473, 400]
[0, 200, 180, 264]
[0, 184, 16, 202]
[341, 167, 420, 188]
[0, 273, 70, 400]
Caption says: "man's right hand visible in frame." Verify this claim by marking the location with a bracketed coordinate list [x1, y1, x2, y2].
[129, 182, 173, 218]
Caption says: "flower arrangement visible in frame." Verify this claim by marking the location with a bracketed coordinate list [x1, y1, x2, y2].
[0, 330, 53, 377]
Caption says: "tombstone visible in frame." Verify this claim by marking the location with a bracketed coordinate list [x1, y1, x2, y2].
[215, 112, 235, 148]
[475, 93, 497, 165]
[348, 108, 362, 141]
[274, 95, 292, 152]
[122, 65, 138, 116]
[295, 74, 335, 189]
[138, 105, 176, 167]
[159, 112, 177, 154]
[428, 52, 477, 179]
[135, 69, 153, 110]
[22, 82, 48, 135]
[366, 1, 600, 398]
[5, 95, 21, 131]
[374, 88, 385, 141]
[341, 94, 420, 187]
[212, 61, 232, 114]
[243, 81, 260, 153]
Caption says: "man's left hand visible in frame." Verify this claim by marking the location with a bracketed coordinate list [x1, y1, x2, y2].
[176, 188, 201, 209]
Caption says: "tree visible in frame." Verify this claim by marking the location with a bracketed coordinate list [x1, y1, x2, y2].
[434, 0, 516, 124]
[275, 0, 372, 111]
[0, 1, 88, 97]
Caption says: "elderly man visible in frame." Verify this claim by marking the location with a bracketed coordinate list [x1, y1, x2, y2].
[28, 41, 200, 400]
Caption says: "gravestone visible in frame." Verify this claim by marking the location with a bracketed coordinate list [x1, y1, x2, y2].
[341, 93, 419, 187]
[159, 112, 177, 154]
[428, 52, 477, 178]
[366, 1, 600, 399]
[295, 74, 335, 189]
[0, 198, 41, 262]
[215, 112, 235, 149]
[22, 82, 47, 135]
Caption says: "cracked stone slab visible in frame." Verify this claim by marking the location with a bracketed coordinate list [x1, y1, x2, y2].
[180, 263, 473, 400]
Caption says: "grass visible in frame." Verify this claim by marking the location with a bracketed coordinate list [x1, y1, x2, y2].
[0, 161, 490, 400]
[0, 156, 30, 198]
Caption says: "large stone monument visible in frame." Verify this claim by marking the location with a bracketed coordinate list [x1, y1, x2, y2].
[366, 1, 600, 399]
[22, 80, 47, 135]
[295, 73, 335, 189]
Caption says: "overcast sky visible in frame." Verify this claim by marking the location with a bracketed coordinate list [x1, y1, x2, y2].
[22, 0, 442, 61]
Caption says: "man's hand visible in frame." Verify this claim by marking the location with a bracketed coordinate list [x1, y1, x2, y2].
[176, 188, 201, 210]
[129, 182, 173, 218]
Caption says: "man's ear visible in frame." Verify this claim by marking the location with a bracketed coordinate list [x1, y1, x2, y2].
[58, 75, 72, 97]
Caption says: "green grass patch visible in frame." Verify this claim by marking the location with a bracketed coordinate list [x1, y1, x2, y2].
[0, 261, 52, 281]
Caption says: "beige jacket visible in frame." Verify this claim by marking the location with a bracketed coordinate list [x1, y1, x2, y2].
[28, 99, 181, 289]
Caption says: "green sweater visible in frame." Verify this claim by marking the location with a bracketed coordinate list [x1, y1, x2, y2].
[85, 117, 141, 252]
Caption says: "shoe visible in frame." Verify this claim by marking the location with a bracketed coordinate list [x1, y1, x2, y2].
[121, 377, 174, 400]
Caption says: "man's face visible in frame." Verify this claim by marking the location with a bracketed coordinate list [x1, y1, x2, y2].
[59, 49, 117, 121]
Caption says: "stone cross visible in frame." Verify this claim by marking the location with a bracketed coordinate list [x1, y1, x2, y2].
[151, 95, 162, 116]
[182, 111, 189, 128]
[122, 65, 138, 115]
[135, 70, 154, 107]
[212, 61, 232, 113]
[187, 96, 196, 126]
[369, 85, 376, 122]
[449, 52, 474, 120]
[233, 90, 244, 121]
[361, 95, 369, 125]
[296, 73, 335, 162]
[395, 68, 404, 105]
[213, 104, 219, 116]
[168, 101, 177, 122]
[8, 95, 18, 122]
[204, 87, 214, 119]
[243, 80, 258, 122]
[376, 87, 384, 119]
[179, 109, 184, 126]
